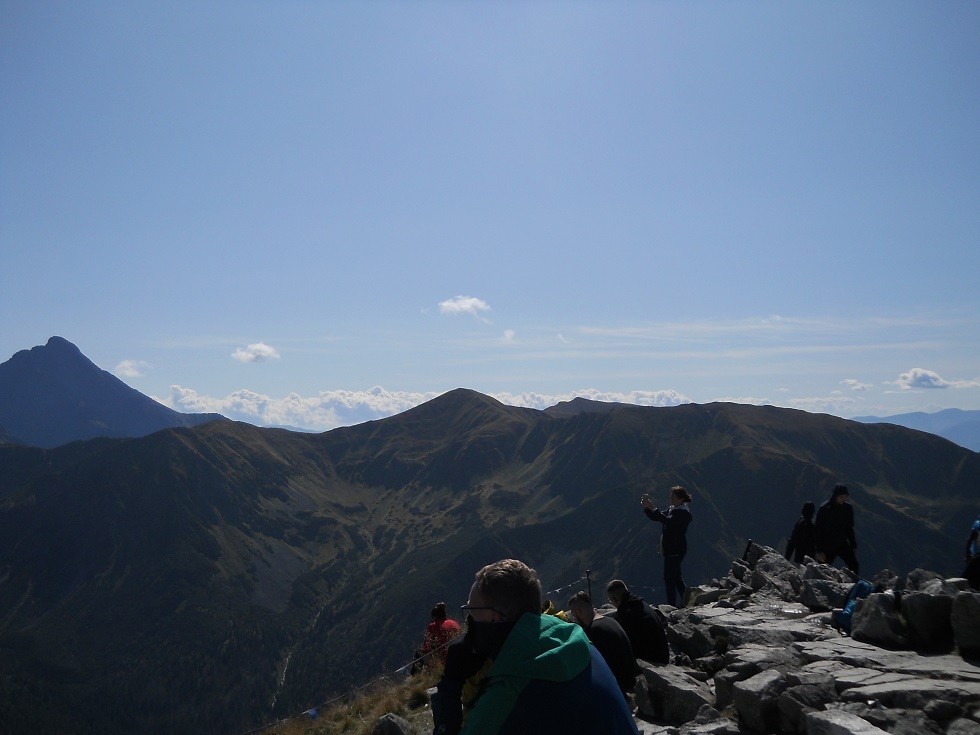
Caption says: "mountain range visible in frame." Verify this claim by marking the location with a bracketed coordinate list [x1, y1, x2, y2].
[854, 408, 980, 452]
[0, 339, 978, 734]
[2, 337, 977, 453]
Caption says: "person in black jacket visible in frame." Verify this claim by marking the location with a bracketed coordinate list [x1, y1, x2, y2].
[605, 579, 670, 665]
[567, 591, 640, 698]
[785, 501, 816, 564]
[814, 483, 859, 574]
[642, 485, 693, 607]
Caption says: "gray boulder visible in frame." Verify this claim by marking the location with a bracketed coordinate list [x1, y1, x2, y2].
[743, 542, 780, 569]
[804, 709, 890, 734]
[903, 591, 954, 650]
[947, 719, 980, 735]
[677, 706, 742, 734]
[801, 578, 852, 612]
[685, 584, 726, 606]
[755, 550, 803, 577]
[731, 558, 750, 582]
[777, 677, 838, 734]
[712, 641, 802, 708]
[803, 563, 856, 585]
[907, 568, 943, 591]
[945, 578, 973, 592]
[637, 660, 716, 725]
[851, 593, 906, 647]
[373, 712, 415, 735]
[668, 620, 717, 659]
[732, 668, 787, 733]
[952, 592, 980, 656]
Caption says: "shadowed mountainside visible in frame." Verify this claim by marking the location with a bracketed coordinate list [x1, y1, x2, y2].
[0, 336, 225, 448]
[0, 390, 977, 734]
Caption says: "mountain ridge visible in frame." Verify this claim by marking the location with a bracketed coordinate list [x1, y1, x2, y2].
[1, 341, 979, 734]
[0, 336, 225, 448]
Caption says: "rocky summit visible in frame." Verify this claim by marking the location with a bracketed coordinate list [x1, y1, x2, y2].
[630, 544, 980, 735]
[380, 546, 980, 735]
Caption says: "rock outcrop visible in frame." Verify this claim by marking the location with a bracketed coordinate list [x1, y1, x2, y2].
[632, 544, 980, 734]
[403, 545, 980, 735]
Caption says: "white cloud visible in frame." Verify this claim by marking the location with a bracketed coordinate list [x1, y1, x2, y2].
[895, 368, 951, 390]
[713, 396, 773, 407]
[231, 342, 281, 363]
[786, 395, 859, 413]
[842, 379, 873, 391]
[492, 388, 691, 411]
[157, 385, 692, 430]
[438, 295, 491, 321]
[114, 359, 149, 378]
[893, 368, 980, 391]
[502, 330, 516, 344]
[161, 385, 443, 430]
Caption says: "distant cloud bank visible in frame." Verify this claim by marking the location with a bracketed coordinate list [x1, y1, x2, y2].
[159, 385, 692, 431]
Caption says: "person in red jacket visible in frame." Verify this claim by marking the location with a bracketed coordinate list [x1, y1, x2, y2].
[417, 602, 462, 669]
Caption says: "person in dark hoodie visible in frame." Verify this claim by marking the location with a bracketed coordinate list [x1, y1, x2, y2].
[641, 485, 693, 607]
[605, 579, 669, 665]
[814, 483, 859, 574]
[785, 501, 817, 564]
[567, 591, 640, 699]
[432, 558, 639, 735]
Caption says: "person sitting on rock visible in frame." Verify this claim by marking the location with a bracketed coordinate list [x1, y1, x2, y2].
[605, 579, 670, 665]
[567, 591, 640, 699]
[417, 602, 462, 669]
[433, 558, 639, 735]
[785, 501, 816, 564]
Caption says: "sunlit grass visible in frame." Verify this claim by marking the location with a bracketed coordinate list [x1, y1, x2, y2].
[265, 668, 441, 735]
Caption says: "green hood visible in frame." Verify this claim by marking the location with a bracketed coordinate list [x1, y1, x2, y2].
[461, 613, 591, 735]
[492, 612, 591, 680]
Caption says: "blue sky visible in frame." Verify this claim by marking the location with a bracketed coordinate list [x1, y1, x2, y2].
[2, 2, 978, 431]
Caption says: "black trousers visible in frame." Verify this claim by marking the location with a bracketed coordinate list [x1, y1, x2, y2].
[824, 544, 859, 575]
[664, 553, 686, 606]
[964, 555, 980, 590]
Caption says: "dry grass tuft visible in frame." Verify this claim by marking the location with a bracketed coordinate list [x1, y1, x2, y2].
[266, 668, 441, 735]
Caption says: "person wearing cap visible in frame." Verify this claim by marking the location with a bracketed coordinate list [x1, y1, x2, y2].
[814, 483, 859, 574]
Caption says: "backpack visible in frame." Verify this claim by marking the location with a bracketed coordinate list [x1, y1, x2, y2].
[832, 579, 874, 635]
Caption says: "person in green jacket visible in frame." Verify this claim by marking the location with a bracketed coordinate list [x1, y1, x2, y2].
[433, 558, 639, 735]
